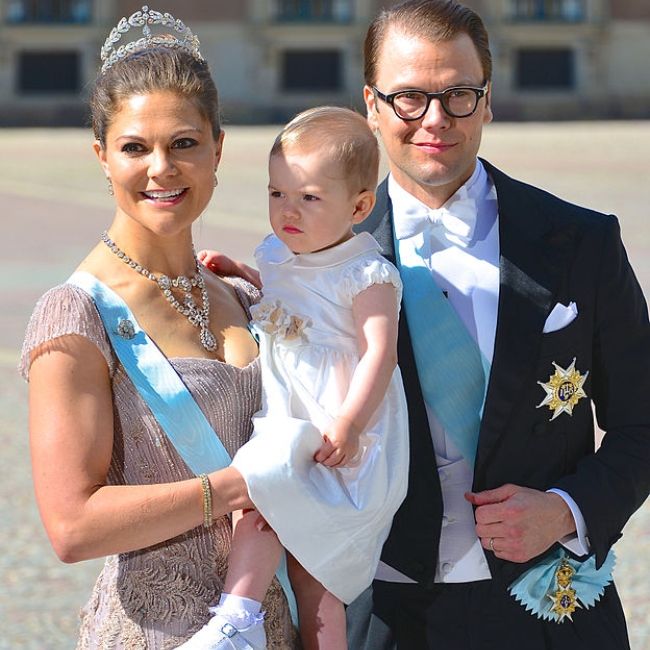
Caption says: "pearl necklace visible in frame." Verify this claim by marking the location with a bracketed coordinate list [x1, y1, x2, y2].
[101, 231, 218, 352]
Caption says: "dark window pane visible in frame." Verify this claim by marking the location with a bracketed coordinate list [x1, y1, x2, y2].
[276, 0, 352, 23]
[18, 51, 80, 93]
[516, 49, 574, 89]
[282, 50, 342, 91]
[278, 0, 332, 20]
[511, 0, 585, 22]
[6, 0, 92, 24]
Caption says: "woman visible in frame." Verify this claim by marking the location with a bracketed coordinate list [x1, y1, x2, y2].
[19, 8, 296, 649]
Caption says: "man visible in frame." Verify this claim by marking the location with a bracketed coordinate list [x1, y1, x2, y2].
[345, 0, 650, 648]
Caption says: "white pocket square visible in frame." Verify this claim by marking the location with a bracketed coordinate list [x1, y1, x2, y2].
[543, 301, 578, 334]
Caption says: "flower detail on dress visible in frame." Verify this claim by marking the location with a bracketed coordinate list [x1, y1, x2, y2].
[251, 300, 311, 343]
[285, 314, 310, 341]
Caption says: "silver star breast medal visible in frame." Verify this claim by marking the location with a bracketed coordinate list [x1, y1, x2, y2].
[537, 357, 589, 421]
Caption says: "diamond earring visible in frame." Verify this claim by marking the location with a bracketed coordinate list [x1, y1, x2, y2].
[107, 177, 114, 195]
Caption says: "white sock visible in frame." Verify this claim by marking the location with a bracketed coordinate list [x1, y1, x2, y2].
[218, 593, 262, 615]
[211, 593, 263, 628]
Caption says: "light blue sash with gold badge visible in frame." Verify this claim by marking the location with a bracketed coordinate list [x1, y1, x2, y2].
[393, 227, 615, 624]
[509, 548, 616, 623]
[67, 271, 298, 623]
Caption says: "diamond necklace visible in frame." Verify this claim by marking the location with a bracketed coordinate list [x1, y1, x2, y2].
[100, 231, 218, 352]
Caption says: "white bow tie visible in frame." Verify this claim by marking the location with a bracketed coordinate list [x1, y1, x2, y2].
[395, 196, 478, 245]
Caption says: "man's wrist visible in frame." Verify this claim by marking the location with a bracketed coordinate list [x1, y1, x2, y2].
[548, 491, 577, 539]
[547, 488, 591, 556]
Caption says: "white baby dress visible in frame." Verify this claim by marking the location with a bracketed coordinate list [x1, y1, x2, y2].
[231, 232, 409, 604]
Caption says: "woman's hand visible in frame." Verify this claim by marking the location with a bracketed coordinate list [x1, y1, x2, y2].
[314, 417, 361, 468]
[198, 249, 262, 289]
[28, 335, 249, 562]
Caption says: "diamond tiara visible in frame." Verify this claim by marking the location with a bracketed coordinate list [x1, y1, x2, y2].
[100, 5, 203, 74]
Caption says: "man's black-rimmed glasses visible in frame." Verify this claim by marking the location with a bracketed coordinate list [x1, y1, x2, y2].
[372, 83, 489, 120]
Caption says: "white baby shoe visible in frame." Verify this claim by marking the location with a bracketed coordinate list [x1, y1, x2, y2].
[176, 612, 266, 650]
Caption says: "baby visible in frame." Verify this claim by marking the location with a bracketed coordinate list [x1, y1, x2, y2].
[181, 106, 409, 650]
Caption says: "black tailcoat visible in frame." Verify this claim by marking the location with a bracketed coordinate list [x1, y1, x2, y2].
[355, 160, 650, 596]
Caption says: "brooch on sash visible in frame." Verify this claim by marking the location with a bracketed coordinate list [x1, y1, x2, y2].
[116, 318, 136, 340]
[536, 357, 588, 420]
[509, 549, 615, 623]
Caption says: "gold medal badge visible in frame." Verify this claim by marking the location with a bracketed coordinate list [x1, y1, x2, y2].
[537, 357, 589, 421]
[548, 559, 582, 622]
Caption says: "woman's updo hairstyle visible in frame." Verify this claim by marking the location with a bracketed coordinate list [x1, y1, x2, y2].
[90, 45, 221, 147]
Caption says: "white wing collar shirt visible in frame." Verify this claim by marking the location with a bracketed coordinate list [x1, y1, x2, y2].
[376, 159, 588, 586]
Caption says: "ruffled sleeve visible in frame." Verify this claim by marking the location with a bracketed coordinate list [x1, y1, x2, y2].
[341, 255, 403, 305]
[19, 284, 116, 380]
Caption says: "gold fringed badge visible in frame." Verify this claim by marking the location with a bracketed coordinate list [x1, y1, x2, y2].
[548, 559, 582, 622]
[508, 549, 615, 624]
[537, 357, 588, 421]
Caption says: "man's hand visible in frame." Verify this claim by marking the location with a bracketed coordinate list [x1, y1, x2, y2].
[465, 484, 576, 563]
[313, 417, 361, 468]
[198, 249, 262, 289]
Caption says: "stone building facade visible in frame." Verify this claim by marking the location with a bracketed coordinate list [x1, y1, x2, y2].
[0, 0, 648, 125]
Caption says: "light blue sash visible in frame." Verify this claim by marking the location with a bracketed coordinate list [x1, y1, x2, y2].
[394, 233, 491, 467]
[69, 271, 230, 474]
[68, 271, 298, 624]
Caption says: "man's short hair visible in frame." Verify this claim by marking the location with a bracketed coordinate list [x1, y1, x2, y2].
[270, 106, 379, 194]
[364, 0, 492, 86]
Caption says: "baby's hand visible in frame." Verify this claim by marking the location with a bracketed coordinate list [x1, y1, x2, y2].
[314, 417, 361, 468]
[198, 249, 262, 288]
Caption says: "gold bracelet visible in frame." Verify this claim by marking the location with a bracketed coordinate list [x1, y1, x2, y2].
[198, 473, 213, 528]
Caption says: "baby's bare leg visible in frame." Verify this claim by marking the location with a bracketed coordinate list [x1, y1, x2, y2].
[287, 554, 347, 650]
[176, 511, 277, 648]
[225, 509, 283, 602]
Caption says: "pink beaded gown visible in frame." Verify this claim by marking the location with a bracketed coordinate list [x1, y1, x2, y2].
[20, 278, 297, 650]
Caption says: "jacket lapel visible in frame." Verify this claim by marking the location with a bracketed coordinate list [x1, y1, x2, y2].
[475, 160, 578, 479]
[356, 180, 429, 425]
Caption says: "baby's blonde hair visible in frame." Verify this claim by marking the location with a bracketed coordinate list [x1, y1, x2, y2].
[270, 106, 379, 194]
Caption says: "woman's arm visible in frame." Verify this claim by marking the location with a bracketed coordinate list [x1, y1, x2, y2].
[29, 335, 251, 563]
[314, 282, 399, 467]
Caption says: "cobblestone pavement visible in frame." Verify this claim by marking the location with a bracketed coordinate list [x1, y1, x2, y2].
[1, 124, 649, 649]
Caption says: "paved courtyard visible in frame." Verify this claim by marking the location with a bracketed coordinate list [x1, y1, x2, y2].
[1, 122, 649, 648]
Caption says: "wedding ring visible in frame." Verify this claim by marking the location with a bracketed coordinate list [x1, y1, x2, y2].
[489, 537, 495, 552]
